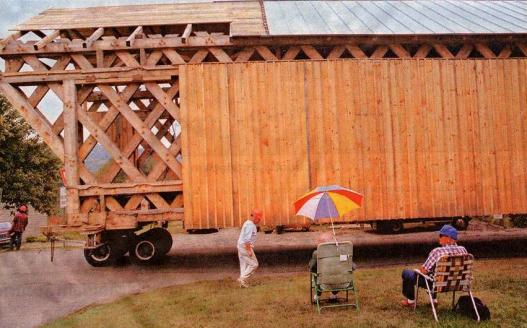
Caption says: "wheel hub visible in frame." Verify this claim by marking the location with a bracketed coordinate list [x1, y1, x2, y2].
[135, 240, 155, 261]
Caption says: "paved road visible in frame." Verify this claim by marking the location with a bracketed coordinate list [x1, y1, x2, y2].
[1, 224, 526, 328]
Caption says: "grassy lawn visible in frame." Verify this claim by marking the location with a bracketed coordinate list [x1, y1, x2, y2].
[45, 258, 526, 328]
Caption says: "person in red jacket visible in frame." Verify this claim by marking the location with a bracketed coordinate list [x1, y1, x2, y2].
[10, 205, 28, 250]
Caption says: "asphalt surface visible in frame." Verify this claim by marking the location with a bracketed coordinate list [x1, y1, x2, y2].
[0, 223, 526, 328]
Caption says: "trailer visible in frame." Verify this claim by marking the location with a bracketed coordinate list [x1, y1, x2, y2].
[1, 1, 526, 266]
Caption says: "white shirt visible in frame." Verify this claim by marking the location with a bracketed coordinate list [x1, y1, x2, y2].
[238, 219, 257, 247]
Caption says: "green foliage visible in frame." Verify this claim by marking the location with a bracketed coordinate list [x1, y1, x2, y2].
[511, 215, 527, 228]
[0, 94, 61, 215]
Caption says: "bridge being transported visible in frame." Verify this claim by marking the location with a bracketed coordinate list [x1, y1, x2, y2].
[1, 1, 526, 265]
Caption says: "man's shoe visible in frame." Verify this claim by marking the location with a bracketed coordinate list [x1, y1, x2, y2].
[329, 294, 338, 303]
[237, 278, 249, 288]
[401, 299, 416, 308]
[430, 299, 438, 306]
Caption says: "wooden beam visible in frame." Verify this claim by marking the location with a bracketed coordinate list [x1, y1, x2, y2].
[474, 43, 496, 58]
[63, 80, 81, 222]
[99, 85, 182, 178]
[370, 45, 388, 58]
[78, 180, 183, 196]
[518, 43, 527, 56]
[389, 44, 410, 58]
[77, 85, 139, 161]
[327, 46, 345, 59]
[345, 45, 367, 58]
[432, 43, 454, 58]
[498, 44, 512, 58]
[208, 47, 233, 63]
[256, 46, 278, 61]
[413, 44, 432, 58]
[163, 49, 187, 64]
[83, 27, 104, 48]
[2, 66, 179, 85]
[0, 31, 22, 50]
[301, 45, 323, 60]
[234, 47, 255, 62]
[33, 30, 60, 50]
[0, 34, 231, 55]
[145, 83, 180, 121]
[126, 26, 143, 47]
[283, 46, 301, 60]
[98, 83, 179, 184]
[455, 44, 474, 59]
[182, 24, 192, 44]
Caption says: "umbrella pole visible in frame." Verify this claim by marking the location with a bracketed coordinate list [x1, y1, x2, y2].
[324, 193, 338, 246]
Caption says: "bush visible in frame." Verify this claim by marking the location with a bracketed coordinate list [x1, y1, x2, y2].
[511, 215, 527, 228]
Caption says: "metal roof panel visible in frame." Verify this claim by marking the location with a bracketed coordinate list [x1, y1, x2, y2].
[264, 1, 527, 35]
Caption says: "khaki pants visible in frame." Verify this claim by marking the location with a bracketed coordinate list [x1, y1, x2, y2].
[238, 245, 258, 281]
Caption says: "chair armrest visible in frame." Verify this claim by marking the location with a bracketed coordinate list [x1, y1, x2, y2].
[413, 269, 433, 281]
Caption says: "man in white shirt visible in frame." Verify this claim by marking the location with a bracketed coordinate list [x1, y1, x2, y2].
[237, 209, 263, 288]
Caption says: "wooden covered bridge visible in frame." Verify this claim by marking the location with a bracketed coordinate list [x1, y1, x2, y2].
[0, 0, 526, 263]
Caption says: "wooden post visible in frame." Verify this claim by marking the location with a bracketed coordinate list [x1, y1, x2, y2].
[63, 80, 81, 225]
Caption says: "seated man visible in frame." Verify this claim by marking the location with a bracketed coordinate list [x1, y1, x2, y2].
[310, 232, 356, 302]
[401, 224, 468, 307]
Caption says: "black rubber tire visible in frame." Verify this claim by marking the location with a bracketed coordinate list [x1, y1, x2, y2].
[389, 221, 404, 234]
[453, 217, 469, 231]
[84, 244, 116, 267]
[143, 228, 173, 257]
[129, 233, 158, 264]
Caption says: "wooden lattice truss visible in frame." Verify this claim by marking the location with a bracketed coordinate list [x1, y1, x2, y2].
[1, 24, 526, 230]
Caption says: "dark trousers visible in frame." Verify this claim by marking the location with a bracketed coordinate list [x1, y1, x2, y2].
[401, 268, 436, 301]
[10, 232, 22, 250]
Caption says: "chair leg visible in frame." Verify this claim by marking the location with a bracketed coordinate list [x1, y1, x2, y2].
[451, 291, 456, 310]
[424, 279, 439, 322]
[353, 283, 360, 310]
[468, 291, 480, 322]
[310, 275, 313, 305]
[414, 279, 419, 310]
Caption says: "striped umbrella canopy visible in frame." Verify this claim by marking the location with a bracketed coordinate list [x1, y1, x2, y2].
[294, 185, 363, 221]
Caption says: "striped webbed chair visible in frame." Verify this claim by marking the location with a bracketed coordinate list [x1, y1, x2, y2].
[414, 253, 480, 322]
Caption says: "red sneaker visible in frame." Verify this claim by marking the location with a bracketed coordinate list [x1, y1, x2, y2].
[401, 299, 416, 308]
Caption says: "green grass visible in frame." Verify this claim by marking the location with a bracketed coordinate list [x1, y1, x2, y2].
[44, 258, 527, 328]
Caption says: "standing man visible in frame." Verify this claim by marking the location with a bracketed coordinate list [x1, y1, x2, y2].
[10, 205, 29, 250]
[237, 208, 263, 288]
[400, 224, 468, 307]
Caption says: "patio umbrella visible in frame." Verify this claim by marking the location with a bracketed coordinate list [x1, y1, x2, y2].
[293, 185, 363, 238]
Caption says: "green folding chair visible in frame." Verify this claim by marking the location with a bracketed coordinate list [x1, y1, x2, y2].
[310, 241, 359, 313]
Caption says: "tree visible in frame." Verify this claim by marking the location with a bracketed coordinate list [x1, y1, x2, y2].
[0, 94, 62, 215]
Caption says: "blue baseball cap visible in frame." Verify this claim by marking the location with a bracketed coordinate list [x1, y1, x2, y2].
[438, 224, 458, 240]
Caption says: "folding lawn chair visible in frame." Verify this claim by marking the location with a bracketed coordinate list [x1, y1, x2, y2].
[310, 241, 359, 313]
[414, 253, 480, 322]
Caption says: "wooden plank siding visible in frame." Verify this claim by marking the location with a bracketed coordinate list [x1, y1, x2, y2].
[181, 59, 527, 228]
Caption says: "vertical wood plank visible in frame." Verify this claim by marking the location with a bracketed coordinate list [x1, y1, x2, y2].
[63, 80, 80, 224]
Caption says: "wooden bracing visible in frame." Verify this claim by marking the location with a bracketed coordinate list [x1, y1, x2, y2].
[1, 22, 526, 230]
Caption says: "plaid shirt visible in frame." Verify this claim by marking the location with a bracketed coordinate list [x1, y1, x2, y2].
[422, 244, 468, 273]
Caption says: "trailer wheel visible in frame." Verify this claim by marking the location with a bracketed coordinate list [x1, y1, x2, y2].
[389, 221, 404, 234]
[453, 217, 469, 231]
[130, 236, 157, 264]
[373, 221, 404, 234]
[84, 244, 115, 267]
[144, 227, 173, 257]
